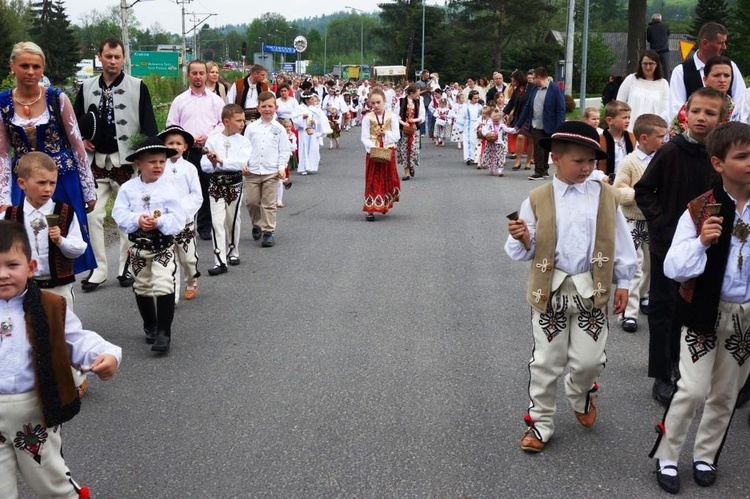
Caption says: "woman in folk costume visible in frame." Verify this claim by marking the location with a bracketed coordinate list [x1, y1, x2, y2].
[361, 88, 400, 222]
[293, 93, 331, 175]
[396, 84, 425, 181]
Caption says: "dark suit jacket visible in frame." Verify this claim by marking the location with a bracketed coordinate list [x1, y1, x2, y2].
[515, 82, 566, 134]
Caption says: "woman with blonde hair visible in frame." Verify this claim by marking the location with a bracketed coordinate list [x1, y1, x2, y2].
[205, 61, 229, 101]
[0, 41, 96, 272]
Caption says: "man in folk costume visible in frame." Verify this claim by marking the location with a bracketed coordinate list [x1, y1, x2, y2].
[73, 37, 157, 292]
[227, 64, 269, 125]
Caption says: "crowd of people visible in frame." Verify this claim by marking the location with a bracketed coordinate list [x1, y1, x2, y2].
[1, 16, 750, 496]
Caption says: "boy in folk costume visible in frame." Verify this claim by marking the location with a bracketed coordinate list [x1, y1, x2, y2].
[201, 104, 252, 275]
[4, 153, 86, 309]
[649, 122, 750, 494]
[397, 84, 425, 181]
[0, 221, 121, 499]
[505, 121, 637, 453]
[159, 125, 203, 301]
[361, 88, 401, 222]
[112, 137, 185, 353]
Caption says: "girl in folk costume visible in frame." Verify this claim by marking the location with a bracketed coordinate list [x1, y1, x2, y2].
[396, 84, 425, 181]
[322, 88, 345, 150]
[449, 93, 466, 149]
[433, 97, 452, 146]
[342, 92, 354, 131]
[480, 108, 514, 176]
[277, 119, 297, 208]
[293, 93, 331, 175]
[361, 88, 401, 222]
[474, 105, 492, 169]
[462, 90, 483, 164]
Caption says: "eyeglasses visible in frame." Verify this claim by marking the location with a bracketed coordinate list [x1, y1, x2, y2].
[641, 62, 657, 67]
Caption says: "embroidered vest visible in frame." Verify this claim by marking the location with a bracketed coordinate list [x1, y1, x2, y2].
[368, 111, 394, 146]
[677, 188, 734, 335]
[527, 181, 618, 313]
[5, 202, 75, 287]
[26, 287, 81, 427]
[82, 74, 142, 163]
[234, 77, 269, 109]
[0, 88, 77, 175]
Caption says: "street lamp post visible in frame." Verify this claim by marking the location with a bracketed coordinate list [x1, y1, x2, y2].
[421, 0, 425, 72]
[345, 6, 364, 68]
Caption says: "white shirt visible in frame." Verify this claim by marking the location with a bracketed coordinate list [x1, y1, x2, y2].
[616, 75, 670, 131]
[669, 52, 746, 121]
[276, 97, 299, 120]
[21, 199, 86, 278]
[665, 190, 750, 303]
[0, 291, 122, 394]
[226, 80, 260, 108]
[634, 144, 655, 168]
[164, 156, 203, 223]
[504, 176, 638, 288]
[200, 133, 252, 174]
[243, 119, 291, 175]
[112, 174, 185, 236]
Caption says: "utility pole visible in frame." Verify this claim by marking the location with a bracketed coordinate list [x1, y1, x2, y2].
[175, 0, 192, 85]
[187, 12, 217, 62]
[120, 0, 149, 74]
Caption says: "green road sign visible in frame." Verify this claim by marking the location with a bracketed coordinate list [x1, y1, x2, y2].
[131, 51, 179, 78]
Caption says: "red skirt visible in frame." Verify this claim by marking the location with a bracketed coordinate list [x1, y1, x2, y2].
[363, 150, 401, 214]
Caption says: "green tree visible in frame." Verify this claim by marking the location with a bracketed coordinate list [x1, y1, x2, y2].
[730, 0, 750, 74]
[29, 0, 80, 85]
[574, 33, 617, 95]
[0, 0, 32, 82]
[690, 0, 731, 37]
[72, 7, 120, 57]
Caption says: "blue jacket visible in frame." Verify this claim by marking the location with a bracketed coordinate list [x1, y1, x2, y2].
[515, 83, 566, 134]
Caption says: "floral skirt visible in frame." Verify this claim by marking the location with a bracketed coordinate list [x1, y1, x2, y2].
[363, 150, 401, 214]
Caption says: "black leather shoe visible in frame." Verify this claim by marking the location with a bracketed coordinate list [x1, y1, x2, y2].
[656, 462, 680, 494]
[208, 264, 227, 276]
[365, 213, 375, 221]
[401, 176, 410, 181]
[151, 332, 170, 353]
[261, 232, 275, 248]
[409, 167, 415, 177]
[653, 379, 674, 406]
[252, 226, 262, 240]
[117, 273, 134, 287]
[640, 297, 650, 315]
[81, 279, 105, 292]
[693, 461, 716, 487]
[228, 256, 240, 266]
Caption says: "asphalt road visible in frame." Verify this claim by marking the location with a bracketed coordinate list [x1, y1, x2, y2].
[20, 129, 750, 498]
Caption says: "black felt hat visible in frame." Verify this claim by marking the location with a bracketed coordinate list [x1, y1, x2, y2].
[158, 125, 195, 149]
[78, 104, 100, 143]
[538, 121, 607, 160]
[125, 136, 178, 163]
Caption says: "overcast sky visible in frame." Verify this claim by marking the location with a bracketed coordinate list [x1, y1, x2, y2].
[63, 0, 384, 36]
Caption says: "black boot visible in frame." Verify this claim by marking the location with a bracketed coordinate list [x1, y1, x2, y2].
[152, 294, 175, 353]
[135, 295, 157, 344]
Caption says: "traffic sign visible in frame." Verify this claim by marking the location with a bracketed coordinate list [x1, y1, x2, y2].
[131, 51, 179, 78]
[262, 44, 296, 54]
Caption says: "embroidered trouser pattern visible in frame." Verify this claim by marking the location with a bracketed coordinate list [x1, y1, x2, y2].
[651, 300, 750, 464]
[89, 155, 134, 282]
[0, 391, 81, 498]
[130, 245, 177, 296]
[625, 219, 650, 320]
[526, 277, 608, 442]
[174, 222, 200, 285]
[209, 184, 243, 266]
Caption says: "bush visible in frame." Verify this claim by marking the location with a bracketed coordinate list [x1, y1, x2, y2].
[565, 94, 576, 113]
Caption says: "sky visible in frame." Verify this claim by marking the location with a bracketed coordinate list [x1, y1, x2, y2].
[63, 0, 385, 36]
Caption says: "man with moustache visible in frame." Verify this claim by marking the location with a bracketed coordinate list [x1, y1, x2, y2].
[167, 60, 225, 240]
[74, 37, 157, 292]
[227, 64, 269, 124]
